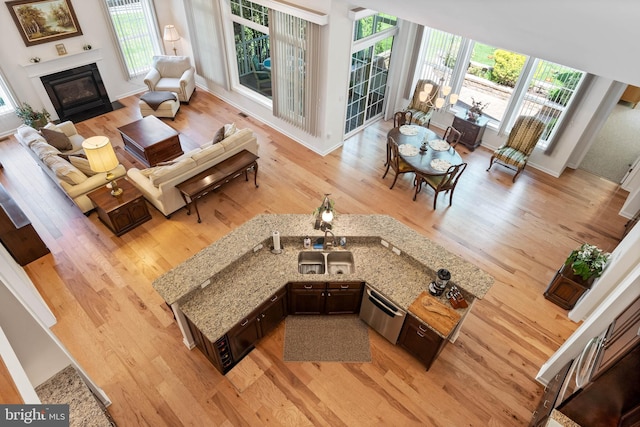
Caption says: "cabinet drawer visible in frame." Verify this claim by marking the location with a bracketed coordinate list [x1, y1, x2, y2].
[288, 282, 325, 290]
[327, 281, 363, 290]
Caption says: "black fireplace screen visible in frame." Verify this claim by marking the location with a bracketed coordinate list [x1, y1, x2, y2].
[41, 63, 113, 122]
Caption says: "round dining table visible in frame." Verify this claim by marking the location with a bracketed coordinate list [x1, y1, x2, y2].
[387, 125, 462, 175]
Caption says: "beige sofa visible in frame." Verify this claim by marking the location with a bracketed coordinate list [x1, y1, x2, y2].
[15, 122, 126, 214]
[126, 127, 258, 217]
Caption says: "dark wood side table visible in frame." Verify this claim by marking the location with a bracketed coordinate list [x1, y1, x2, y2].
[0, 184, 50, 265]
[117, 115, 183, 167]
[452, 111, 489, 151]
[87, 179, 151, 236]
[544, 264, 595, 310]
[177, 150, 259, 223]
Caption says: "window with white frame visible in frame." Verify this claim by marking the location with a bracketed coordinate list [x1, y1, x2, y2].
[418, 27, 585, 150]
[103, 0, 162, 78]
[0, 74, 17, 115]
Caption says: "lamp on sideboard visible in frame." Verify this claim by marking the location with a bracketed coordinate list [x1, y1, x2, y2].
[163, 24, 181, 56]
[82, 136, 123, 197]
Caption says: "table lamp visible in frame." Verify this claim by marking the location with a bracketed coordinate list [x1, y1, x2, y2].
[163, 25, 181, 56]
[82, 136, 122, 196]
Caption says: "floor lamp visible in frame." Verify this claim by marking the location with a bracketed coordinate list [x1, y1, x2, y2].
[164, 25, 181, 56]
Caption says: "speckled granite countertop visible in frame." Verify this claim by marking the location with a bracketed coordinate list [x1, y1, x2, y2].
[550, 410, 581, 427]
[35, 365, 113, 427]
[153, 214, 494, 342]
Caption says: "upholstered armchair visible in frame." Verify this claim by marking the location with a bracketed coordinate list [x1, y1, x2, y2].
[487, 115, 546, 182]
[144, 55, 196, 103]
[406, 79, 439, 128]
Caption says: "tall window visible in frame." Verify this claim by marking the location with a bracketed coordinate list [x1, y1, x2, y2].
[0, 74, 17, 115]
[103, 0, 162, 78]
[230, 0, 270, 97]
[418, 27, 585, 150]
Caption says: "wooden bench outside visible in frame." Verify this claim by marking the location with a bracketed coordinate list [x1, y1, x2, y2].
[176, 150, 259, 223]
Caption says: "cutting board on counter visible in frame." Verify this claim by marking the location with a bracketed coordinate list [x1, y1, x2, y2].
[408, 291, 461, 337]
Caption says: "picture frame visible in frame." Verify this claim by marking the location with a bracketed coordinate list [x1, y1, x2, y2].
[6, 0, 83, 47]
[55, 43, 67, 56]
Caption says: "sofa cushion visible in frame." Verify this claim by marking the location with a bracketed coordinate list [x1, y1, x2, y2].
[40, 128, 73, 151]
[43, 155, 88, 185]
[152, 56, 192, 78]
[68, 155, 97, 176]
[31, 140, 61, 160]
[192, 142, 225, 166]
[213, 126, 225, 144]
[224, 123, 237, 138]
[220, 128, 252, 152]
[17, 125, 42, 146]
[144, 157, 197, 186]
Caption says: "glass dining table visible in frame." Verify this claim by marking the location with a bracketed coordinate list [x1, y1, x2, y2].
[387, 125, 462, 176]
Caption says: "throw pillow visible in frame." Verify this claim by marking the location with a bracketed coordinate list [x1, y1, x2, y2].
[40, 128, 73, 151]
[224, 123, 237, 139]
[213, 126, 225, 144]
[68, 156, 96, 176]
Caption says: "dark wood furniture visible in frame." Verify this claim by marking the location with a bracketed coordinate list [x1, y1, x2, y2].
[388, 126, 463, 175]
[397, 313, 447, 370]
[176, 150, 259, 223]
[287, 281, 364, 315]
[185, 287, 286, 374]
[544, 264, 594, 310]
[0, 184, 49, 266]
[452, 110, 489, 151]
[87, 179, 151, 236]
[118, 115, 183, 167]
[529, 360, 573, 427]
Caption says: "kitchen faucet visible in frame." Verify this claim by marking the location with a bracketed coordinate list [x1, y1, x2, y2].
[323, 229, 337, 250]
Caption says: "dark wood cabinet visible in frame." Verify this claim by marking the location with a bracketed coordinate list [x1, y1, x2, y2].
[87, 180, 151, 236]
[452, 112, 489, 151]
[0, 184, 50, 266]
[397, 313, 447, 370]
[544, 264, 594, 310]
[325, 282, 364, 314]
[529, 360, 573, 427]
[228, 286, 287, 362]
[184, 315, 233, 373]
[288, 281, 364, 315]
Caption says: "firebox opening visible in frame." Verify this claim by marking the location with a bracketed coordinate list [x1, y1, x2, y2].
[41, 63, 113, 123]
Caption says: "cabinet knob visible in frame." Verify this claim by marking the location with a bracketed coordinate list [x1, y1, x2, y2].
[327, 292, 331, 297]
[271, 295, 278, 302]
[240, 319, 248, 327]
[417, 331, 425, 338]
[304, 284, 313, 289]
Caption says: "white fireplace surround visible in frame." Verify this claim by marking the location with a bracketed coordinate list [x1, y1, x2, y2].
[21, 49, 107, 121]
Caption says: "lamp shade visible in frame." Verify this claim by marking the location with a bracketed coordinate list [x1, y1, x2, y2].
[82, 136, 119, 173]
[163, 25, 180, 42]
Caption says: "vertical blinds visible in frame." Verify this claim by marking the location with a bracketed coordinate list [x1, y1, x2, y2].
[104, 0, 160, 78]
[419, 28, 462, 89]
[269, 10, 320, 136]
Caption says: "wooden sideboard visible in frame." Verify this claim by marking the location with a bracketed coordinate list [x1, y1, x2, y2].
[452, 111, 489, 151]
[0, 184, 50, 266]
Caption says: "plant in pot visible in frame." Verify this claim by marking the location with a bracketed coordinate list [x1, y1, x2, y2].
[15, 102, 51, 129]
[467, 97, 488, 122]
[564, 243, 611, 284]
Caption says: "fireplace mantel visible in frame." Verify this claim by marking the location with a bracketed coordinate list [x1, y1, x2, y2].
[22, 49, 103, 79]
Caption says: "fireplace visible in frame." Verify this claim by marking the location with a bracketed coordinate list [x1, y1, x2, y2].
[40, 63, 113, 123]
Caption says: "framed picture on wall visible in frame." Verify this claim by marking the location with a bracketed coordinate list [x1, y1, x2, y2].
[55, 43, 67, 56]
[6, 0, 83, 47]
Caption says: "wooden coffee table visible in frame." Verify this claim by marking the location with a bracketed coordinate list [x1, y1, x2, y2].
[176, 150, 259, 223]
[118, 115, 184, 167]
[87, 179, 151, 236]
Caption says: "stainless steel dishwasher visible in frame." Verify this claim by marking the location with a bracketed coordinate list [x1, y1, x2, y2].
[359, 285, 407, 344]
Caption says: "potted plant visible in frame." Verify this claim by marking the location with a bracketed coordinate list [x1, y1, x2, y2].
[564, 243, 611, 283]
[467, 97, 488, 122]
[15, 102, 51, 129]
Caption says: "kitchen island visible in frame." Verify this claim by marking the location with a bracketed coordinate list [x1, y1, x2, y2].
[153, 214, 494, 369]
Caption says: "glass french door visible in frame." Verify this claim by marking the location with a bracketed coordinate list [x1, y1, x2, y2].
[345, 35, 395, 136]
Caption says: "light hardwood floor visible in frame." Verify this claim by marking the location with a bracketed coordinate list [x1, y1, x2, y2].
[0, 90, 630, 426]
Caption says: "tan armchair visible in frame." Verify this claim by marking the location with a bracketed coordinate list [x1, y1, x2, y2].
[486, 115, 545, 182]
[406, 79, 439, 128]
[144, 55, 196, 103]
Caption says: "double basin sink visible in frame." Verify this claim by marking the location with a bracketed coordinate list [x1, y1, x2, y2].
[298, 251, 355, 275]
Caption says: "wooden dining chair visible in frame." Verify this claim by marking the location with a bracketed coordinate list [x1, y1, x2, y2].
[413, 162, 467, 209]
[442, 126, 462, 148]
[393, 111, 413, 128]
[382, 136, 415, 189]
